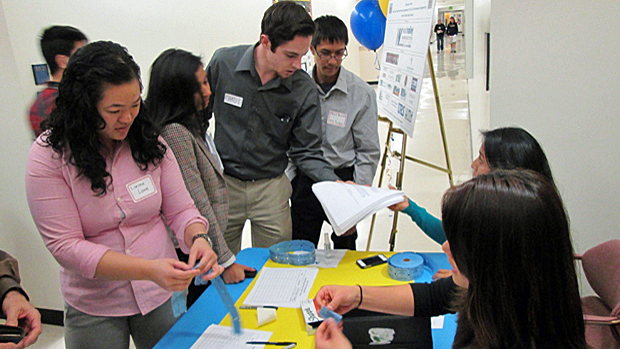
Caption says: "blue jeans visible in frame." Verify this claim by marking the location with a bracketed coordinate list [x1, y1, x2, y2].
[436, 35, 444, 51]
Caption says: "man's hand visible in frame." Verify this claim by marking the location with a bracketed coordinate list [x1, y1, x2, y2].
[2, 290, 42, 348]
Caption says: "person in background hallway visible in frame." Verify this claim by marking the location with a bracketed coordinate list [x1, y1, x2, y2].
[390, 127, 556, 279]
[0, 250, 42, 349]
[25, 41, 223, 349]
[146, 48, 255, 307]
[446, 17, 459, 53]
[434, 19, 446, 53]
[290, 15, 380, 250]
[206, 1, 339, 254]
[28, 25, 87, 138]
[315, 171, 588, 349]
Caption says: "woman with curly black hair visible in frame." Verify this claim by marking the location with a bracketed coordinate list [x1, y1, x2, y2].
[25, 41, 223, 349]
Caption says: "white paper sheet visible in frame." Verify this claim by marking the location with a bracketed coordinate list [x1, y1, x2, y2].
[189, 324, 271, 349]
[243, 267, 319, 308]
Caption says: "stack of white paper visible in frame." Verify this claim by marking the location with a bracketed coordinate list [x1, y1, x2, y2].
[311, 182, 405, 236]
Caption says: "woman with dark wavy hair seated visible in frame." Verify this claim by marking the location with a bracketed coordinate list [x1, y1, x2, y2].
[315, 170, 587, 349]
[390, 127, 554, 250]
[145, 48, 255, 307]
[25, 41, 223, 349]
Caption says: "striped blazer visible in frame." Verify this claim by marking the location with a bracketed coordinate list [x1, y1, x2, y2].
[161, 123, 234, 266]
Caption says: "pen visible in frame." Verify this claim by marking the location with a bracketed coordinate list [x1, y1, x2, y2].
[239, 305, 278, 309]
[246, 342, 296, 348]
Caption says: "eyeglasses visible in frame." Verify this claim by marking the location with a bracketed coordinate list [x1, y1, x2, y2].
[316, 48, 348, 62]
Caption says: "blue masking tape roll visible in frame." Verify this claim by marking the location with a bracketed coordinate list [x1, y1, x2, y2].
[269, 240, 316, 266]
[388, 252, 425, 281]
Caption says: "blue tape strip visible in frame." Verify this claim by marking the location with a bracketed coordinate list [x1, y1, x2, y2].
[268, 240, 316, 266]
[319, 306, 343, 324]
[194, 266, 241, 334]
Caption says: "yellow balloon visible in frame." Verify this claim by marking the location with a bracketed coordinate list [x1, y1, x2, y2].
[379, 0, 389, 17]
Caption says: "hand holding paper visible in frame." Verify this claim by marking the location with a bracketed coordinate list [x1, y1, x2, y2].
[312, 182, 405, 235]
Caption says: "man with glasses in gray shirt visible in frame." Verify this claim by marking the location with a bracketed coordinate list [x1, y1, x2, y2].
[290, 15, 380, 250]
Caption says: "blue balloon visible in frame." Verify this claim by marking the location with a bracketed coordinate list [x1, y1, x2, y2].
[350, 0, 387, 51]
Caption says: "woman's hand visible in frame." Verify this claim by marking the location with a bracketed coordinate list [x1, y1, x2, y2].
[314, 285, 359, 315]
[315, 318, 352, 349]
[148, 258, 200, 292]
[222, 263, 255, 284]
[187, 237, 224, 282]
[387, 185, 409, 212]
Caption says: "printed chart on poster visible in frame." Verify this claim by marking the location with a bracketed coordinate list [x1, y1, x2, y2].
[377, 0, 436, 137]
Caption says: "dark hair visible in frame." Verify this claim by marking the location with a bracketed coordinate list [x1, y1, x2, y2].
[261, 1, 315, 52]
[312, 15, 348, 47]
[42, 41, 166, 196]
[442, 170, 587, 349]
[40, 25, 87, 75]
[146, 48, 209, 137]
[482, 127, 554, 185]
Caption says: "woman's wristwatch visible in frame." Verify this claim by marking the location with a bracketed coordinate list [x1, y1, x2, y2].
[191, 233, 212, 247]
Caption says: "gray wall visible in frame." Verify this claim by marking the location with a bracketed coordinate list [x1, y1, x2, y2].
[489, 0, 620, 262]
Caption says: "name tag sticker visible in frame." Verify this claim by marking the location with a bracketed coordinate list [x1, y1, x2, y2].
[127, 175, 157, 203]
[327, 111, 347, 128]
[224, 93, 243, 108]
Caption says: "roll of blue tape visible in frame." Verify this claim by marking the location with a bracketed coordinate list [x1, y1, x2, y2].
[388, 252, 425, 281]
[269, 240, 316, 265]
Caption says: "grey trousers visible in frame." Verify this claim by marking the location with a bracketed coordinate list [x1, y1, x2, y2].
[64, 298, 176, 349]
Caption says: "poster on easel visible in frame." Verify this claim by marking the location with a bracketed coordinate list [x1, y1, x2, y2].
[377, 0, 436, 137]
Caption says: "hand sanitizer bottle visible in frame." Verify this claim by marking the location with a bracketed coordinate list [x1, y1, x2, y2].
[324, 232, 333, 259]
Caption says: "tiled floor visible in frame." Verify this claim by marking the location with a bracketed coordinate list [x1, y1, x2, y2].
[30, 39, 470, 349]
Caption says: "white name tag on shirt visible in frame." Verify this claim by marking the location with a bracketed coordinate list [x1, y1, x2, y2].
[327, 110, 347, 128]
[224, 93, 243, 108]
[127, 175, 157, 203]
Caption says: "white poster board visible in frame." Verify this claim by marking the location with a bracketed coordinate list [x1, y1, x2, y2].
[377, 0, 436, 137]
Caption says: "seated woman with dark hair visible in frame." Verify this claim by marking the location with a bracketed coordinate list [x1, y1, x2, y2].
[315, 170, 587, 349]
[145, 48, 255, 307]
[390, 126, 555, 246]
[25, 41, 223, 349]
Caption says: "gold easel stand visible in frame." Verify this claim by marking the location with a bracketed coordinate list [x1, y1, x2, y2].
[366, 47, 454, 252]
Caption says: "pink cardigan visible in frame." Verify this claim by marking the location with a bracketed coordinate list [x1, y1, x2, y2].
[25, 136, 208, 316]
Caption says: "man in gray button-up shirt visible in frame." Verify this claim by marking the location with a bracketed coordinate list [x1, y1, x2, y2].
[291, 15, 380, 250]
[206, 2, 339, 254]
